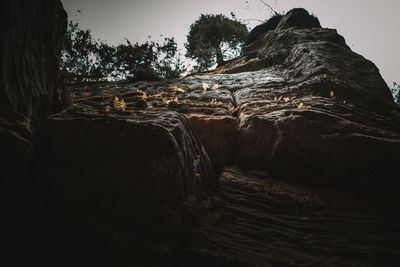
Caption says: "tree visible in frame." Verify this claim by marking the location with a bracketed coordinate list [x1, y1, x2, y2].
[114, 37, 184, 81]
[61, 20, 103, 83]
[61, 20, 184, 84]
[185, 14, 249, 71]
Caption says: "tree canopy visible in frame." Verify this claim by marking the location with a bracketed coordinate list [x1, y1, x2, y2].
[185, 14, 249, 71]
[61, 21, 184, 84]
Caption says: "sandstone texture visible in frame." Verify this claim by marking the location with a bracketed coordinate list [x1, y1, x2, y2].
[60, 8, 400, 265]
[3, 5, 400, 266]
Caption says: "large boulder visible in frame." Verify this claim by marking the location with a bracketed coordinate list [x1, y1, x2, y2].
[276, 8, 321, 30]
[218, 10, 400, 195]
[245, 14, 283, 45]
[39, 103, 216, 234]
[69, 76, 239, 170]
[0, 0, 67, 178]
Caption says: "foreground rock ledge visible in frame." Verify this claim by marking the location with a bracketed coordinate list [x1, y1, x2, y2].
[39, 104, 216, 231]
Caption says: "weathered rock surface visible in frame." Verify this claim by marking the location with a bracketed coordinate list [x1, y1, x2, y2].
[245, 14, 282, 45]
[0, 0, 67, 177]
[0, 1, 67, 265]
[69, 76, 239, 170]
[176, 167, 400, 266]
[60, 8, 400, 265]
[220, 11, 400, 193]
[276, 8, 321, 31]
[4, 4, 400, 266]
[39, 103, 216, 231]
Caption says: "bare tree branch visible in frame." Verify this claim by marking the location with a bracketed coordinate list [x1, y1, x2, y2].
[243, 18, 265, 23]
[258, 0, 279, 15]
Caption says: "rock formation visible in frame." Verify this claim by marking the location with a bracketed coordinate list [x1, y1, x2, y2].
[59, 8, 400, 265]
[245, 14, 283, 45]
[0, 0, 67, 179]
[2, 4, 400, 266]
[1, 0, 67, 264]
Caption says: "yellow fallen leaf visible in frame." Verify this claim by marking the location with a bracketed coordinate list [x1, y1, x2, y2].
[330, 90, 335, 98]
[210, 98, 223, 105]
[114, 97, 120, 109]
[211, 83, 219, 90]
[105, 105, 111, 112]
[298, 103, 304, 109]
[290, 96, 296, 101]
[343, 100, 346, 104]
[141, 92, 147, 101]
[120, 99, 127, 111]
[173, 86, 185, 93]
[274, 96, 277, 102]
[203, 83, 210, 91]
[277, 95, 283, 102]
[114, 97, 127, 111]
[228, 102, 235, 112]
[283, 97, 290, 102]
[173, 97, 179, 103]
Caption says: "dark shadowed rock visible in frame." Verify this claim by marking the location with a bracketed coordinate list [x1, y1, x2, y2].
[28, 7, 400, 265]
[39, 103, 216, 232]
[245, 14, 282, 45]
[0, 0, 67, 178]
[176, 167, 400, 266]
[0, 1, 68, 265]
[186, 114, 237, 170]
[218, 16, 400, 196]
[276, 8, 321, 30]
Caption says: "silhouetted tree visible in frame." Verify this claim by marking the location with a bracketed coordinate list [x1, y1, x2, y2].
[185, 14, 249, 71]
[61, 21, 184, 84]
[114, 37, 184, 81]
[61, 21, 102, 83]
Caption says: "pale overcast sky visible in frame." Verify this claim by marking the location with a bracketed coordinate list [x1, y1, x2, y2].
[61, 0, 399, 85]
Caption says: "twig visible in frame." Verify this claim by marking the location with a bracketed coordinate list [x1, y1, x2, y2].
[243, 18, 265, 23]
[258, 0, 279, 15]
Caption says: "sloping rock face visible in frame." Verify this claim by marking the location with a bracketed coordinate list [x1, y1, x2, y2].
[245, 14, 283, 45]
[176, 167, 400, 266]
[5, 6, 396, 266]
[219, 10, 400, 195]
[0, 1, 67, 264]
[39, 104, 216, 224]
[0, 1, 67, 178]
[276, 8, 321, 30]
[61, 8, 400, 265]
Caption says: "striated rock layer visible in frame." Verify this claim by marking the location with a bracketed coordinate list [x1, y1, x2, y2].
[221, 10, 400, 195]
[4, 5, 400, 266]
[63, 8, 400, 265]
